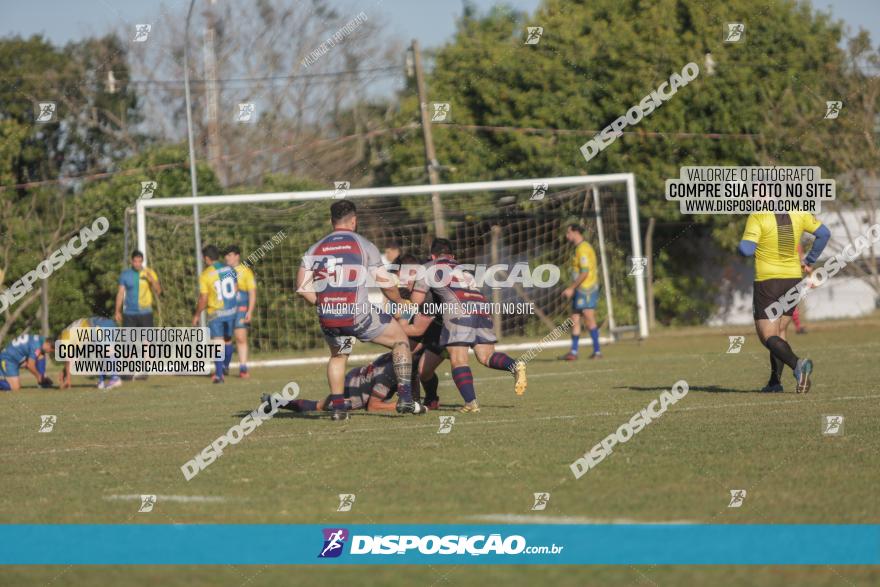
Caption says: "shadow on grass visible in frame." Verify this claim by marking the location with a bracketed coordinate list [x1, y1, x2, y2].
[616, 384, 767, 394]
[233, 402, 518, 420]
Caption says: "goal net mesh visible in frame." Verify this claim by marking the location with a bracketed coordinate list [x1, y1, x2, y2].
[137, 182, 638, 355]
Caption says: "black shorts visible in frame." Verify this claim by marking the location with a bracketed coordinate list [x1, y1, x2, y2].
[420, 319, 444, 355]
[753, 278, 801, 320]
[123, 313, 154, 327]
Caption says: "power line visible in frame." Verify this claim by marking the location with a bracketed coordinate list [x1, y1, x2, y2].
[441, 123, 760, 139]
[0, 125, 417, 192]
[0, 66, 402, 87]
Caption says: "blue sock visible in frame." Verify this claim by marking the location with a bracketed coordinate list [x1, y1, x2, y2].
[239, 364, 248, 373]
[329, 394, 346, 411]
[290, 399, 318, 412]
[590, 328, 600, 354]
[36, 358, 46, 378]
[224, 344, 233, 371]
[397, 378, 413, 403]
[570, 334, 580, 355]
[452, 366, 476, 403]
[0, 380, 10, 391]
[487, 352, 516, 372]
[214, 360, 224, 378]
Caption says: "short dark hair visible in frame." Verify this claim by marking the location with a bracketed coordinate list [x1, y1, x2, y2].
[131, 250, 144, 260]
[330, 200, 357, 224]
[430, 238, 454, 256]
[386, 240, 402, 250]
[224, 244, 241, 255]
[202, 245, 220, 260]
[396, 252, 420, 267]
[567, 223, 585, 235]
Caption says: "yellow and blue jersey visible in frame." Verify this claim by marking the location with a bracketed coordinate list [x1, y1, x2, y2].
[0, 334, 45, 367]
[232, 264, 256, 311]
[59, 317, 115, 342]
[570, 241, 598, 291]
[118, 267, 159, 315]
[199, 262, 238, 318]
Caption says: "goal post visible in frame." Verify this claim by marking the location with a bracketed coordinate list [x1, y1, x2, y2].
[135, 173, 648, 364]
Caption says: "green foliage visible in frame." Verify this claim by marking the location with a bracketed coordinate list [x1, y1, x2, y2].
[375, 0, 849, 324]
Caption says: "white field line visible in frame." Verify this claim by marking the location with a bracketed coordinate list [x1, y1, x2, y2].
[104, 494, 227, 503]
[467, 514, 698, 525]
[8, 393, 880, 458]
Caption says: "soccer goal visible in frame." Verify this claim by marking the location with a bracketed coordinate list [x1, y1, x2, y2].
[133, 174, 647, 365]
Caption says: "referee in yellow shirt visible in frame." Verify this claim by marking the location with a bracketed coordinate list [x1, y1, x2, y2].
[560, 224, 602, 360]
[738, 212, 831, 393]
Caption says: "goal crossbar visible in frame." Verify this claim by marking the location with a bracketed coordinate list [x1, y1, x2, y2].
[136, 173, 648, 340]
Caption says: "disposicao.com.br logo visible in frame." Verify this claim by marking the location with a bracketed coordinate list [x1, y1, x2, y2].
[318, 528, 563, 558]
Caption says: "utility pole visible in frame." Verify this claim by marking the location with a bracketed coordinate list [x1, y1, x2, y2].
[204, 0, 225, 186]
[411, 39, 447, 238]
[184, 0, 205, 326]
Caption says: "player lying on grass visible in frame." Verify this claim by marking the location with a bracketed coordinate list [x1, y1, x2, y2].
[296, 200, 425, 420]
[0, 333, 54, 391]
[58, 317, 121, 390]
[262, 352, 400, 414]
[738, 211, 830, 393]
[405, 239, 526, 413]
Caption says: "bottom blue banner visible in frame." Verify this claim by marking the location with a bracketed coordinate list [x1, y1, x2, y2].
[1, 524, 878, 565]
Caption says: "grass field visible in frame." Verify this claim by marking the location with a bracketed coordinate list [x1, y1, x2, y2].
[2, 317, 879, 585]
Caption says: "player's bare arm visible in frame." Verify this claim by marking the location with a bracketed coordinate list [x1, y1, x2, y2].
[563, 270, 589, 299]
[59, 363, 71, 389]
[192, 293, 208, 326]
[398, 313, 432, 338]
[25, 357, 49, 386]
[145, 270, 161, 296]
[114, 284, 125, 323]
[245, 287, 256, 323]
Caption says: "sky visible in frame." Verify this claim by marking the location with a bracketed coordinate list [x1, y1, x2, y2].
[2, 0, 879, 51]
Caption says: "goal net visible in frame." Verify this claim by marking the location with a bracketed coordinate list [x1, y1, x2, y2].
[134, 175, 647, 362]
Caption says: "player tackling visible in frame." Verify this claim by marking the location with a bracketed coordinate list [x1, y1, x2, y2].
[296, 200, 425, 419]
[407, 239, 526, 413]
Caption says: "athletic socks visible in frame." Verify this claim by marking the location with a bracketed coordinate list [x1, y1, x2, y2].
[487, 352, 515, 372]
[223, 343, 234, 371]
[410, 361, 422, 402]
[391, 343, 413, 402]
[768, 352, 785, 385]
[570, 334, 580, 355]
[214, 359, 224, 379]
[590, 328, 601, 354]
[329, 394, 346, 411]
[239, 365, 248, 374]
[421, 373, 439, 401]
[764, 336, 798, 370]
[287, 399, 319, 412]
[451, 366, 477, 403]
[792, 309, 802, 330]
[0, 380, 11, 391]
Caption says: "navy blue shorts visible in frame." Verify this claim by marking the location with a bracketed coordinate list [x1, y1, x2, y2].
[208, 315, 236, 339]
[572, 287, 600, 311]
